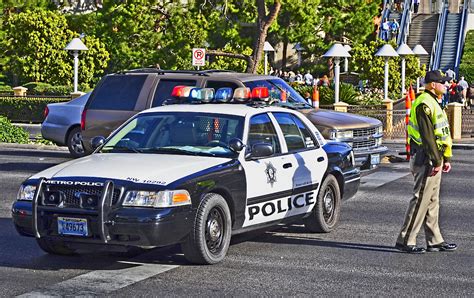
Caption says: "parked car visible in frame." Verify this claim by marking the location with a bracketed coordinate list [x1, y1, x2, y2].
[41, 92, 90, 158]
[81, 70, 387, 170]
[12, 92, 359, 264]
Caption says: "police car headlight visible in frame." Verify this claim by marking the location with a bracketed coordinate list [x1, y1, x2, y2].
[122, 190, 191, 208]
[330, 130, 353, 140]
[17, 185, 37, 201]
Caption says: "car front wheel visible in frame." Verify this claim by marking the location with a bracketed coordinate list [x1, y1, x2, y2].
[181, 193, 232, 264]
[67, 126, 86, 158]
[304, 174, 341, 233]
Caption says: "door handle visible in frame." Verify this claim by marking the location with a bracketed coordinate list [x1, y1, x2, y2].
[283, 163, 293, 169]
[317, 156, 325, 162]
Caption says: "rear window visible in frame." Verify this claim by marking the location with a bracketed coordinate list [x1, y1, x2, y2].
[152, 79, 197, 107]
[88, 75, 147, 110]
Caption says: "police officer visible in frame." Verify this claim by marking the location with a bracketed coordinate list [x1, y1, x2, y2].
[395, 70, 457, 254]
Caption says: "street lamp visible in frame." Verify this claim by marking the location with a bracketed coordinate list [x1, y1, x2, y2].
[294, 42, 304, 67]
[263, 41, 275, 75]
[343, 44, 352, 73]
[323, 43, 351, 103]
[412, 44, 429, 93]
[375, 44, 399, 101]
[64, 37, 88, 93]
[396, 43, 414, 96]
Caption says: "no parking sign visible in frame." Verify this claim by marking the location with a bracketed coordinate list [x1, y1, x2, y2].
[192, 48, 206, 66]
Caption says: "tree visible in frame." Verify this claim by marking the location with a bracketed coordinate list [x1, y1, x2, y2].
[2, 9, 109, 86]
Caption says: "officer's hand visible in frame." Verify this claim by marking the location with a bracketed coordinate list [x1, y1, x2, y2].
[442, 162, 452, 173]
[430, 165, 442, 176]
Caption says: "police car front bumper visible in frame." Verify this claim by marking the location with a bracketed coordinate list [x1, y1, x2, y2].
[12, 201, 194, 247]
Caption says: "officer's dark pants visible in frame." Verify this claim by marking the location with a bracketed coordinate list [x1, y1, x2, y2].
[396, 150, 445, 246]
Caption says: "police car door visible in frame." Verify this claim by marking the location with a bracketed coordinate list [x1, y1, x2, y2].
[240, 113, 295, 227]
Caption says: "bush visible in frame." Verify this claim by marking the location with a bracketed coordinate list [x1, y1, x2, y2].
[0, 96, 70, 123]
[23, 82, 73, 96]
[0, 116, 29, 143]
[459, 30, 474, 82]
[0, 84, 13, 93]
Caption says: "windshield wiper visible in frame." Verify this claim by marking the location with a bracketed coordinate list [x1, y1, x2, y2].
[101, 146, 142, 153]
[142, 147, 217, 157]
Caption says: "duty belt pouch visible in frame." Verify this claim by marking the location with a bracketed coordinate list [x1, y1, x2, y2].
[411, 143, 427, 166]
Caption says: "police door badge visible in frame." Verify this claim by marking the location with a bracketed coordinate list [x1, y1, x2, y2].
[265, 162, 277, 186]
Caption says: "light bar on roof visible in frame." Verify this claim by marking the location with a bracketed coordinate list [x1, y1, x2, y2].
[251, 87, 269, 101]
[215, 87, 233, 103]
[233, 87, 251, 103]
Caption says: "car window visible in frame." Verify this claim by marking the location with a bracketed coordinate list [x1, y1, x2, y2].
[88, 75, 147, 110]
[205, 81, 239, 90]
[101, 112, 244, 158]
[273, 112, 317, 152]
[151, 79, 197, 107]
[247, 113, 281, 156]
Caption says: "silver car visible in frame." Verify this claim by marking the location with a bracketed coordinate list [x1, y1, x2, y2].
[41, 93, 90, 158]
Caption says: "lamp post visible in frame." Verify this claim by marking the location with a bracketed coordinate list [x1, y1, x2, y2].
[375, 44, 399, 101]
[64, 37, 88, 93]
[343, 44, 352, 73]
[396, 43, 414, 96]
[263, 41, 275, 75]
[294, 42, 304, 67]
[323, 43, 351, 103]
[412, 44, 429, 93]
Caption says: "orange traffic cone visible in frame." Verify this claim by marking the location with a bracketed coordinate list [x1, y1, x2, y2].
[409, 85, 416, 102]
[405, 92, 412, 161]
[312, 86, 319, 108]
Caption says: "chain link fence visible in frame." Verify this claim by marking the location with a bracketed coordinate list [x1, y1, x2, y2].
[462, 109, 474, 137]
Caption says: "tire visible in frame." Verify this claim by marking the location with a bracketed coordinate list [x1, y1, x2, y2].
[36, 238, 76, 255]
[181, 193, 232, 264]
[304, 174, 341, 233]
[67, 126, 86, 158]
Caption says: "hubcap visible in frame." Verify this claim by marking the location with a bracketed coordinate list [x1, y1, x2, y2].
[71, 132, 84, 154]
[323, 186, 335, 222]
[205, 207, 225, 254]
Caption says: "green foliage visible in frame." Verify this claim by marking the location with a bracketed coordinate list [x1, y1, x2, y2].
[1, 9, 109, 87]
[0, 116, 29, 143]
[0, 84, 13, 93]
[351, 39, 425, 99]
[0, 95, 69, 123]
[459, 30, 474, 82]
[23, 82, 74, 95]
[33, 134, 54, 145]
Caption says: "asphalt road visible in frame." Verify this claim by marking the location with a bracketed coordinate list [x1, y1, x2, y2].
[0, 146, 472, 297]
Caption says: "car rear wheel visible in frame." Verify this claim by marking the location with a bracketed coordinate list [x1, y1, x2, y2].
[181, 193, 232, 264]
[304, 174, 341, 233]
[67, 126, 86, 158]
[36, 238, 76, 255]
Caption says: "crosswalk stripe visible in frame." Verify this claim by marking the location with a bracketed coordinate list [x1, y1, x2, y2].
[360, 171, 409, 188]
[17, 262, 179, 297]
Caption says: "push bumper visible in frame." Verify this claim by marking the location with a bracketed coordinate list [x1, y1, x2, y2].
[354, 146, 388, 170]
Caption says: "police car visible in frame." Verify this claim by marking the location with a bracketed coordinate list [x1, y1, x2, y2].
[12, 86, 360, 264]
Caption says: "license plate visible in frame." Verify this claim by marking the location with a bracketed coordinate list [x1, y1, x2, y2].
[58, 217, 88, 237]
[371, 154, 380, 165]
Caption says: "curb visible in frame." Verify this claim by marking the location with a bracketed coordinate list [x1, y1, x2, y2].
[0, 142, 68, 151]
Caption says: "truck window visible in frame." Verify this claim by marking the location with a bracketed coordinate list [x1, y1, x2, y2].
[152, 79, 197, 107]
[88, 75, 147, 110]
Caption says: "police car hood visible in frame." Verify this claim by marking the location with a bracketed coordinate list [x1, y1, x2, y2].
[302, 109, 382, 130]
[30, 153, 231, 185]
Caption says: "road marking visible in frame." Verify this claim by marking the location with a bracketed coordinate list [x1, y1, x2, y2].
[17, 261, 179, 297]
[360, 171, 410, 188]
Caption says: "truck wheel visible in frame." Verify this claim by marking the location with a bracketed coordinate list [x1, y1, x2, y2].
[67, 126, 86, 158]
[36, 238, 76, 255]
[304, 174, 341, 233]
[181, 193, 232, 264]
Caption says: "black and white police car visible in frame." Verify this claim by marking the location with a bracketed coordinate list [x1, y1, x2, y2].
[12, 86, 360, 264]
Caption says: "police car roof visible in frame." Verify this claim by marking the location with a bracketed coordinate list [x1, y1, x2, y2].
[140, 103, 294, 117]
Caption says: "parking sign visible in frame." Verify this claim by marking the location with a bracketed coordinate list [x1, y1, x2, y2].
[192, 48, 206, 66]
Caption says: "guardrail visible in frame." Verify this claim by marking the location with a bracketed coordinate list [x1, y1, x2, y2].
[397, 0, 413, 46]
[431, 3, 448, 71]
[454, 0, 470, 76]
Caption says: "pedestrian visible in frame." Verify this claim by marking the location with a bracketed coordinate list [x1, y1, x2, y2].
[304, 92, 312, 105]
[457, 76, 469, 108]
[448, 80, 462, 104]
[318, 75, 330, 87]
[304, 70, 314, 86]
[445, 68, 455, 81]
[390, 18, 399, 41]
[395, 70, 457, 254]
[381, 18, 390, 41]
[414, 0, 420, 13]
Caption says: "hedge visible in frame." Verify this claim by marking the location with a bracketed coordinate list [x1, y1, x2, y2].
[0, 95, 70, 123]
[0, 116, 29, 143]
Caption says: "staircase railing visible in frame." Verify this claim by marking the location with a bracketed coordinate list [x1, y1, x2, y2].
[454, 0, 470, 76]
[397, 0, 413, 46]
[431, 3, 448, 70]
[379, 0, 390, 40]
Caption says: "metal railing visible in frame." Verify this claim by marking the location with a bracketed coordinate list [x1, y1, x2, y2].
[379, 0, 390, 40]
[454, 0, 470, 76]
[431, 2, 448, 70]
[397, 0, 413, 46]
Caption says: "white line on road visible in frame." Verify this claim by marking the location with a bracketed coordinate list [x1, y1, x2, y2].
[17, 261, 179, 297]
[360, 171, 410, 188]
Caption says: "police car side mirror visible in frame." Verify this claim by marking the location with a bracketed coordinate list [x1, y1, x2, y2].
[91, 136, 106, 150]
[229, 138, 245, 152]
[248, 143, 273, 159]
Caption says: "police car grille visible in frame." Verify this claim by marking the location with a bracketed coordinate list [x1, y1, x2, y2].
[352, 139, 376, 150]
[353, 127, 376, 137]
[44, 185, 121, 209]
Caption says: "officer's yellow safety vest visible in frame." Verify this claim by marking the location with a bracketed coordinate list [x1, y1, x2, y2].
[408, 92, 453, 158]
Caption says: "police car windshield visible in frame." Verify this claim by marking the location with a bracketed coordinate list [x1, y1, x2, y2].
[101, 112, 244, 158]
[244, 78, 312, 109]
